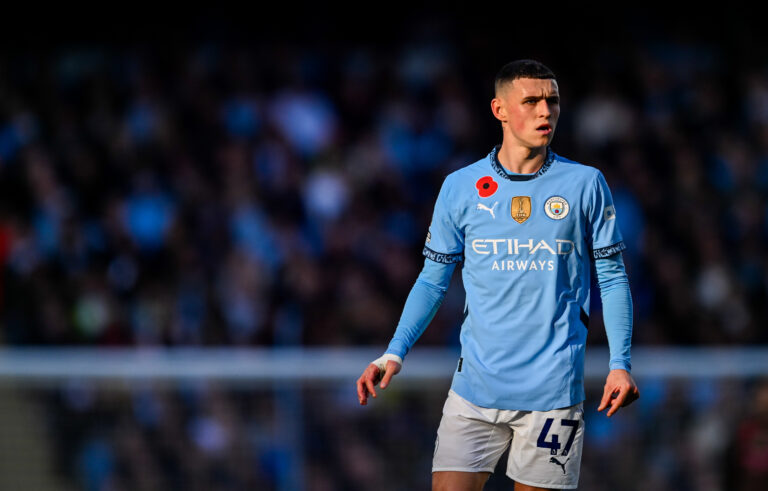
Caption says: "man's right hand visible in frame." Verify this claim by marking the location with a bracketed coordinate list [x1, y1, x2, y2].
[356, 360, 401, 405]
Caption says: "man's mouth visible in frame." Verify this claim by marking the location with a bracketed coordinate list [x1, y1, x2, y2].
[536, 123, 552, 134]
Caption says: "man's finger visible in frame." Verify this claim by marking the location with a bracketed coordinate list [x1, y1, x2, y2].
[365, 372, 378, 400]
[597, 386, 614, 412]
[606, 386, 630, 417]
[380, 368, 394, 389]
[380, 361, 401, 389]
[358, 365, 379, 405]
[357, 376, 368, 405]
[370, 364, 384, 386]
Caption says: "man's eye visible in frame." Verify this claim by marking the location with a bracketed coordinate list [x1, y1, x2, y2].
[548, 98, 560, 104]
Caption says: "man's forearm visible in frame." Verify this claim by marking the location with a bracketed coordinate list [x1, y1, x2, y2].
[384, 260, 457, 359]
[595, 254, 633, 371]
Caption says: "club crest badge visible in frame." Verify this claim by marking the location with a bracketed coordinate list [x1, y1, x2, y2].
[544, 196, 569, 220]
[511, 196, 532, 223]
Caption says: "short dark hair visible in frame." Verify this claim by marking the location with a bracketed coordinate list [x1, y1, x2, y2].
[494, 59, 556, 95]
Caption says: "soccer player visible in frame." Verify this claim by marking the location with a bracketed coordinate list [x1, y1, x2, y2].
[356, 59, 639, 491]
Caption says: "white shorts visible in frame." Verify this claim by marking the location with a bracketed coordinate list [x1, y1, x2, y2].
[432, 390, 584, 489]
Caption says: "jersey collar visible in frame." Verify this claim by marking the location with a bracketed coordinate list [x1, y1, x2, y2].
[489, 144, 555, 181]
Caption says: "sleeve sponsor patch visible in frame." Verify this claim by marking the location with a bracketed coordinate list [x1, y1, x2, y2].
[592, 241, 627, 259]
[423, 246, 464, 264]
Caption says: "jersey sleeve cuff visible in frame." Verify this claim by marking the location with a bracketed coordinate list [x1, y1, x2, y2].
[609, 360, 632, 372]
[592, 241, 627, 259]
[423, 246, 463, 264]
[385, 341, 409, 359]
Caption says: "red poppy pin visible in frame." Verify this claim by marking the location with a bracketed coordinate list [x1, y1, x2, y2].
[475, 176, 498, 198]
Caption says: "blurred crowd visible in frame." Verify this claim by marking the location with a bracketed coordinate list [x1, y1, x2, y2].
[1, 33, 767, 348]
[38, 377, 768, 491]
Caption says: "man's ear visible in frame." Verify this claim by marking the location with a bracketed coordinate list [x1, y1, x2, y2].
[491, 97, 506, 123]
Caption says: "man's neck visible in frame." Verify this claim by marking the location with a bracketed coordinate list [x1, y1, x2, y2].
[497, 143, 548, 174]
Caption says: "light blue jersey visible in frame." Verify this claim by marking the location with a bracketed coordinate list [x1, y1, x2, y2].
[417, 145, 626, 411]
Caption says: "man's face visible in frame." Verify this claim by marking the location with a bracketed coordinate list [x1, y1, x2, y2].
[492, 77, 560, 149]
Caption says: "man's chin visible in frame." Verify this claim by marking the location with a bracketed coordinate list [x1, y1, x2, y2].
[527, 134, 555, 148]
[528, 139, 552, 150]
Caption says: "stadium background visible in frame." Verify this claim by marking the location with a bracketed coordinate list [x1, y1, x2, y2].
[1, 6, 768, 490]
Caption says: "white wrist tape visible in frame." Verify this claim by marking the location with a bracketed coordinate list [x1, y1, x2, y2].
[371, 353, 403, 374]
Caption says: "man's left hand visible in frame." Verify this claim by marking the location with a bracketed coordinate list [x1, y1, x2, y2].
[597, 369, 639, 417]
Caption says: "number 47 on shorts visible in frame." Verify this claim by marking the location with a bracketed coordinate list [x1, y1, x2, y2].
[536, 418, 579, 456]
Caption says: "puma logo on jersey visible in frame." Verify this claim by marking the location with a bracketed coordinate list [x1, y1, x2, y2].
[476, 201, 498, 219]
[549, 457, 569, 474]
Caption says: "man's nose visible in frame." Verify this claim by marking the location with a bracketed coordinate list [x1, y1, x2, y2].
[538, 100, 551, 117]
